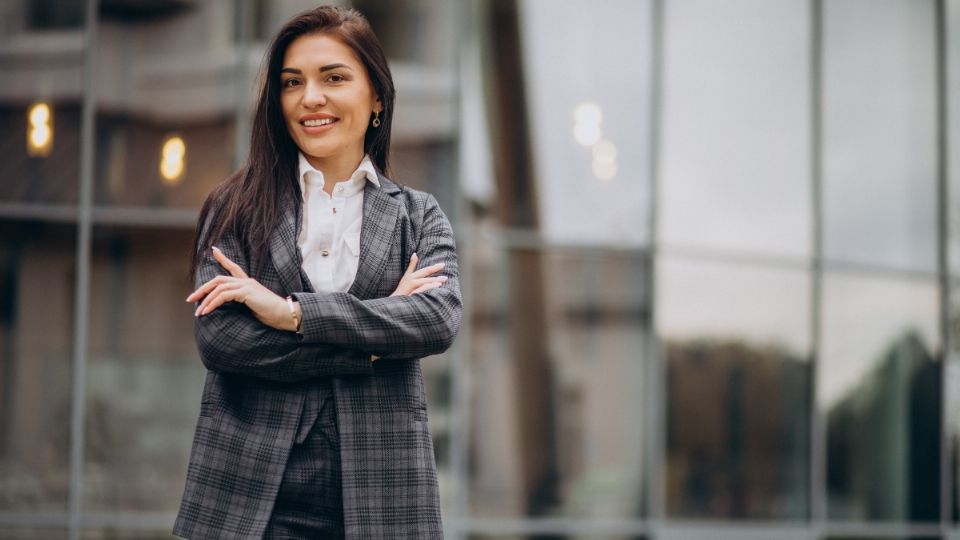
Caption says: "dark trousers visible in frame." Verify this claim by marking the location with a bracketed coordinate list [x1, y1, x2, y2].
[264, 380, 344, 539]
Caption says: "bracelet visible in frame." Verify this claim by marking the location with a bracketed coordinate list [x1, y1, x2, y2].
[285, 295, 301, 333]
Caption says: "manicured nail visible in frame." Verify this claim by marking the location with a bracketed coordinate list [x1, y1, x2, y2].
[411, 252, 418, 260]
[195, 306, 201, 316]
[439, 276, 448, 281]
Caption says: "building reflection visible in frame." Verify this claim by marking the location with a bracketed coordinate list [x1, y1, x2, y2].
[666, 339, 810, 519]
[826, 330, 940, 521]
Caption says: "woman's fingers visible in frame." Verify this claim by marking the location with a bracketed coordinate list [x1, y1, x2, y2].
[185, 247, 248, 303]
[390, 255, 446, 297]
[212, 246, 248, 278]
[403, 252, 419, 275]
[196, 281, 244, 316]
[409, 262, 445, 279]
[185, 275, 230, 303]
[405, 277, 446, 296]
[409, 276, 447, 287]
[410, 281, 443, 295]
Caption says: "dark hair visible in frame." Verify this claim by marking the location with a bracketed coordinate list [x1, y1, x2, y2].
[188, 5, 396, 284]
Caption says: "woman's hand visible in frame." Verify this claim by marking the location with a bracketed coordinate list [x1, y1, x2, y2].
[186, 246, 296, 331]
[391, 253, 447, 297]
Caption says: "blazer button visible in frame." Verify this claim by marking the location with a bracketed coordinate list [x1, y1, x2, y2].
[321, 249, 330, 257]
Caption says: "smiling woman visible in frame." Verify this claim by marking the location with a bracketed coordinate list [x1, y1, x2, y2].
[172, 6, 461, 540]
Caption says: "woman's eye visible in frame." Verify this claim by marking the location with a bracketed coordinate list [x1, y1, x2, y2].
[282, 78, 301, 88]
[327, 74, 345, 83]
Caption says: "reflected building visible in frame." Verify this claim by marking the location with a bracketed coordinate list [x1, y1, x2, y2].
[2, 0, 960, 540]
[826, 330, 940, 522]
[666, 339, 810, 519]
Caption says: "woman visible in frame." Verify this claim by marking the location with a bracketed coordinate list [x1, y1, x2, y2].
[173, 6, 461, 539]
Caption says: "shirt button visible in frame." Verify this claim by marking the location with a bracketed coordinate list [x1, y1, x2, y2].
[321, 249, 330, 257]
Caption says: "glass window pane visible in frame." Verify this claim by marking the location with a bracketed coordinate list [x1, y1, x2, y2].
[822, 0, 938, 272]
[82, 226, 201, 512]
[658, 257, 811, 519]
[468, 246, 648, 519]
[0, 9, 84, 205]
[659, 0, 812, 258]
[820, 273, 941, 521]
[0, 219, 76, 512]
[519, 0, 653, 246]
[93, 0, 237, 209]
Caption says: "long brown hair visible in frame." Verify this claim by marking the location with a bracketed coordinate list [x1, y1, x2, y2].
[188, 5, 396, 284]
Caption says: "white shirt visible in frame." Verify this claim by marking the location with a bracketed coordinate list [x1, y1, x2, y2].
[297, 151, 379, 293]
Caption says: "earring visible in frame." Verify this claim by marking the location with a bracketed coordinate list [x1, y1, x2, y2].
[372, 111, 381, 128]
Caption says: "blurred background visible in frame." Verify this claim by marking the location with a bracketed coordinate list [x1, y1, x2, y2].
[0, 0, 957, 538]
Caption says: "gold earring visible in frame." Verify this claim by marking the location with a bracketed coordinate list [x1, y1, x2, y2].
[372, 111, 381, 128]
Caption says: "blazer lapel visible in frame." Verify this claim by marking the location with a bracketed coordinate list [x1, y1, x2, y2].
[269, 189, 309, 296]
[348, 176, 401, 300]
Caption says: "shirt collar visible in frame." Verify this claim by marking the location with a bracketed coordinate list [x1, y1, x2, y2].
[297, 152, 380, 198]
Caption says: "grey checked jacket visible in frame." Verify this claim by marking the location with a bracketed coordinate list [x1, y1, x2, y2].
[173, 174, 461, 539]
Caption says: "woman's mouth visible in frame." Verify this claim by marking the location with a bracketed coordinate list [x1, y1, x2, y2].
[302, 118, 337, 127]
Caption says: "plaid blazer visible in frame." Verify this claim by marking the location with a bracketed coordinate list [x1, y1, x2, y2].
[173, 174, 461, 539]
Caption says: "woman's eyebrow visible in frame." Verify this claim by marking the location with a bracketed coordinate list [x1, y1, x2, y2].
[319, 62, 352, 72]
[280, 63, 352, 75]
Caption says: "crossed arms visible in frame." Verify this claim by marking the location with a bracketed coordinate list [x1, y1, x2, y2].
[190, 194, 462, 383]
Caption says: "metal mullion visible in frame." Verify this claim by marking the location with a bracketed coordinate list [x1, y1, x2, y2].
[809, 0, 826, 539]
[67, 0, 99, 539]
[233, 0, 254, 170]
[937, 0, 953, 530]
[448, 0, 475, 538]
[646, 0, 666, 536]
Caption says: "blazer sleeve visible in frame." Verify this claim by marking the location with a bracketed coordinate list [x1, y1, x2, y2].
[291, 193, 463, 359]
[192, 212, 374, 384]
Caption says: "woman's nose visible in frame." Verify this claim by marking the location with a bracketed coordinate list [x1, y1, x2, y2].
[303, 82, 327, 107]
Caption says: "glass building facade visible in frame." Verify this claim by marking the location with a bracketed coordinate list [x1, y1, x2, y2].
[0, 0, 958, 538]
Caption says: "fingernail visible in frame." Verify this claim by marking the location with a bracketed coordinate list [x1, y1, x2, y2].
[212, 246, 221, 252]
[412, 252, 418, 259]
[195, 306, 201, 316]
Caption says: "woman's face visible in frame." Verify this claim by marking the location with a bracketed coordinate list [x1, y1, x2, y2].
[280, 33, 381, 168]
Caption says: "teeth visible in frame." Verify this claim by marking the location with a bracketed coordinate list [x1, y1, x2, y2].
[303, 118, 335, 127]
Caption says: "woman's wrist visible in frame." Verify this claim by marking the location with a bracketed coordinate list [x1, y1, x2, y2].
[284, 295, 303, 333]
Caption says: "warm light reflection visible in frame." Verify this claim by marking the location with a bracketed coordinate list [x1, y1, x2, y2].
[27, 102, 53, 157]
[592, 159, 617, 181]
[592, 138, 617, 181]
[592, 138, 617, 164]
[573, 102, 603, 146]
[160, 135, 186, 183]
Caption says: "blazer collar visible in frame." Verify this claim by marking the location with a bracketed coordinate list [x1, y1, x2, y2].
[348, 174, 402, 299]
[270, 171, 402, 300]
